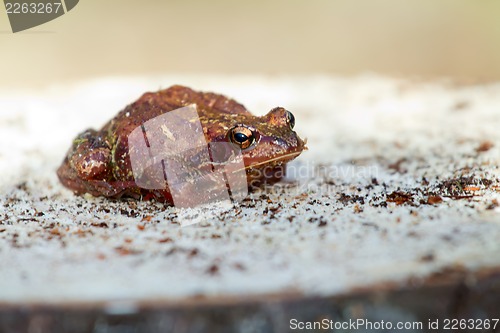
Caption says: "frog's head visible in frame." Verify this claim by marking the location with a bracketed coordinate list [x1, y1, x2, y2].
[223, 107, 306, 184]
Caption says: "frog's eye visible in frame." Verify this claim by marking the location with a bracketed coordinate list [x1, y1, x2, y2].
[228, 126, 255, 150]
[286, 111, 295, 129]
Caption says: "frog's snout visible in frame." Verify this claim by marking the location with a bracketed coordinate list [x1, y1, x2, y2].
[297, 135, 308, 151]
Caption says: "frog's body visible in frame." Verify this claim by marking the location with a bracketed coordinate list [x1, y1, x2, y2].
[57, 85, 306, 203]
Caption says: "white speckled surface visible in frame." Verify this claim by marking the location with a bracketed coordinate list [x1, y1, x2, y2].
[0, 75, 499, 305]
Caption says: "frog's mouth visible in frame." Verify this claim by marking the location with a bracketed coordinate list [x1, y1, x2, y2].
[241, 136, 308, 171]
[242, 150, 304, 171]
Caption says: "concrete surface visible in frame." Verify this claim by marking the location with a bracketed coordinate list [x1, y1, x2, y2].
[0, 75, 499, 306]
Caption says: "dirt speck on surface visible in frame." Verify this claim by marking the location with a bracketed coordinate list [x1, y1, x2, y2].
[387, 191, 414, 205]
[476, 140, 494, 153]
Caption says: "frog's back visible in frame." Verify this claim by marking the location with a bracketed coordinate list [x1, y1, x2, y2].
[102, 85, 252, 181]
[106, 85, 251, 135]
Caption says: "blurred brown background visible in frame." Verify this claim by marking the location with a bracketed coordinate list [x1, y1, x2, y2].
[1, 0, 499, 89]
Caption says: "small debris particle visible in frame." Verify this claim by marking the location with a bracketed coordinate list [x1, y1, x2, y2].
[407, 231, 419, 238]
[452, 100, 470, 111]
[427, 195, 443, 205]
[141, 215, 152, 222]
[486, 199, 499, 210]
[75, 229, 86, 237]
[16, 182, 28, 191]
[120, 209, 138, 217]
[158, 237, 173, 243]
[115, 247, 131, 255]
[362, 222, 379, 230]
[338, 193, 365, 205]
[50, 228, 61, 236]
[268, 205, 281, 213]
[188, 248, 199, 258]
[476, 141, 494, 153]
[233, 262, 246, 271]
[388, 158, 407, 174]
[206, 264, 219, 275]
[441, 234, 453, 242]
[463, 186, 480, 192]
[115, 246, 139, 256]
[259, 194, 270, 201]
[420, 253, 435, 262]
[91, 222, 108, 228]
[353, 204, 363, 213]
[387, 191, 413, 205]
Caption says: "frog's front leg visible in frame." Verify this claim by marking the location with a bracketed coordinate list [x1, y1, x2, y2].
[57, 129, 115, 196]
[68, 130, 111, 180]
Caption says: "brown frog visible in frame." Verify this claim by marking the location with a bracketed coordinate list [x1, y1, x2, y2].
[57, 85, 306, 203]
